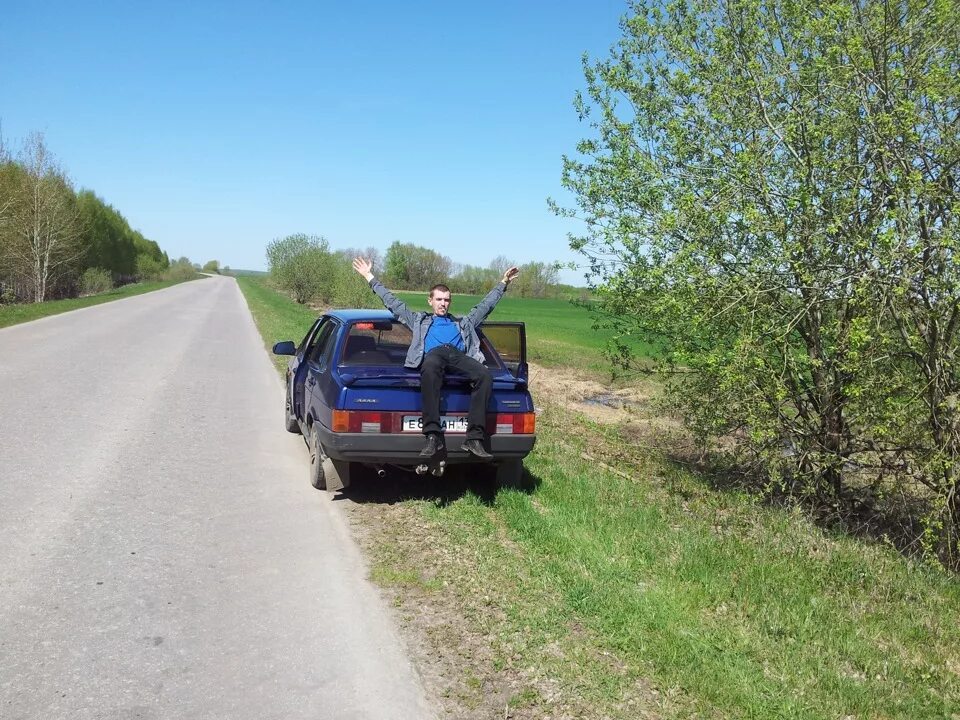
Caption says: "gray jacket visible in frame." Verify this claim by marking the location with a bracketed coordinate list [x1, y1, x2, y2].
[369, 278, 507, 369]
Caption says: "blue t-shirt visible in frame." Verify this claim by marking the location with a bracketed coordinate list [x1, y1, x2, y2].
[423, 315, 464, 354]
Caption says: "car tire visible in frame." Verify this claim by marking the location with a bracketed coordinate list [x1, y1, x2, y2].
[285, 382, 301, 434]
[308, 424, 327, 490]
[495, 459, 524, 488]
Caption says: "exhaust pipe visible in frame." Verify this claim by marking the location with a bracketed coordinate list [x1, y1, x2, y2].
[375, 466, 386, 478]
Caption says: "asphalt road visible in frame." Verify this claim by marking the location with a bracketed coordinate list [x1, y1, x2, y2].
[0, 276, 434, 720]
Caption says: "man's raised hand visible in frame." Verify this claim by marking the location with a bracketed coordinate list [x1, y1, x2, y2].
[352, 257, 374, 281]
[502, 266, 520, 285]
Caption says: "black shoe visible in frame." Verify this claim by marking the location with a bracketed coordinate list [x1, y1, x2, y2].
[461, 438, 493, 460]
[419, 433, 443, 457]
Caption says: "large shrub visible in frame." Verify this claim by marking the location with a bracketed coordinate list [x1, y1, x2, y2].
[266, 234, 334, 304]
[79, 267, 113, 295]
[136, 254, 164, 281]
[560, 0, 960, 565]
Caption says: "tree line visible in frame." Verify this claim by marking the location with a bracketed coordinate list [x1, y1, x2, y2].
[561, 0, 960, 567]
[0, 132, 178, 303]
[266, 235, 569, 308]
[379, 240, 562, 298]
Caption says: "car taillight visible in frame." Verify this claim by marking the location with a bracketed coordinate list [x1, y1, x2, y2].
[332, 410, 350, 432]
[491, 413, 536, 434]
[331, 410, 391, 433]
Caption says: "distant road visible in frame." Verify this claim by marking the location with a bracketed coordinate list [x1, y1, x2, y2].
[0, 276, 433, 720]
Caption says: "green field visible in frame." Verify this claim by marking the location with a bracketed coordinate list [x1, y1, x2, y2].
[394, 289, 657, 374]
[237, 274, 960, 719]
[0, 276, 203, 329]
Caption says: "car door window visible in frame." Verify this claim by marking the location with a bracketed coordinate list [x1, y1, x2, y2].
[307, 322, 338, 369]
[298, 318, 325, 354]
[479, 322, 526, 376]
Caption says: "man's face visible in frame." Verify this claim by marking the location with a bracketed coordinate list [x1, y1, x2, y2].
[428, 290, 451, 316]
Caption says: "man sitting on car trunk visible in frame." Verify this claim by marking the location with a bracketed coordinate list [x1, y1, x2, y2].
[352, 257, 519, 459]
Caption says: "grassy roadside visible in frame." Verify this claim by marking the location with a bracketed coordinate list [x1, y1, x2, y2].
[238, 275, 959, 719]
[236, 275, 318, 374]
[0, 276, 203, 329]
[369, 413, 960, 718]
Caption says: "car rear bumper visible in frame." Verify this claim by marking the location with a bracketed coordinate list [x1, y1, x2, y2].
[315, 425, 536, 464]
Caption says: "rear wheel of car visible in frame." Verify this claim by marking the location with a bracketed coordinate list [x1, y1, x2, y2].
[308, 424, 327, 490]
[285, 382, 300, 434]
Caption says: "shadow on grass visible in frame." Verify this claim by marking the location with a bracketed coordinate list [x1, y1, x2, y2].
[613, 420, 947, 567]
[333, 463, 541, 507]
[668, 450, 939, 569]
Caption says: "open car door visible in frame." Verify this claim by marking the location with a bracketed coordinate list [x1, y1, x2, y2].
[480, 321, 528, 384]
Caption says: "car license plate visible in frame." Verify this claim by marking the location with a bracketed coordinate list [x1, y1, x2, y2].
[402, 415, 469, 433]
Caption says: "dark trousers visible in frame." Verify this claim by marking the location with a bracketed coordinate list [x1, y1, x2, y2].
[421, 345, 491, 441]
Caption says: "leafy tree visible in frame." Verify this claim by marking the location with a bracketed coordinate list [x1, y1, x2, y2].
[133, 233, 168, 280]
[165, 257, 198, 281]
[266, 233, 333, 304]
[202, 260, 220, 273]
[0, 135, 169, 299]
[512, 261, 559, 298]
[341, 246, 383, 275]
[382, 241, 452, 289]
[136, 254, 164, 281]
[76, 190, 139, 278]
[383, 241, 410, 288]
[488, 255, 513, 278]
[0, 159, 25, 298]
[449, 264, 500, 294]
[330, 249, 381, 308]
[1, 134, 82, 301]
[558, 0, 960, 561]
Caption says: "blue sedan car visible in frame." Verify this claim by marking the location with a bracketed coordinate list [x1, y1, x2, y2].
[273, 309, 536, 490]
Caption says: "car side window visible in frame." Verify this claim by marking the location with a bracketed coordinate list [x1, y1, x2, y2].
[298, 318, 325, 354]
[320, 327, 339, 369]
[307, 322, 337, 367]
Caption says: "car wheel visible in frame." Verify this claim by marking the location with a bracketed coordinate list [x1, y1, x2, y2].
[308, 424, 327, 490]
[284, 381, 301, 434]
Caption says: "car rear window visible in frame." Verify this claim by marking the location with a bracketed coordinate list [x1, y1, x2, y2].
[338, 320, 505, 369]
[339, 321, 411, 366]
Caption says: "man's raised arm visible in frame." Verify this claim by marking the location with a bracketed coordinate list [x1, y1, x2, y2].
[465, 266, 520, 325]
[352, 256, 417, 328]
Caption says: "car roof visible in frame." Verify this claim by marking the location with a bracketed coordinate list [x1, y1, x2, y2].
[326, 309, 397, 323]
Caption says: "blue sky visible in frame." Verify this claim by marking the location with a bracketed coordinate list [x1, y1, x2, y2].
[2, 1, 627, 285]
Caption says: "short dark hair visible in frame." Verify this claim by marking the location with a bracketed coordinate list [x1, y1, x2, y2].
[429, 284, 451, 297]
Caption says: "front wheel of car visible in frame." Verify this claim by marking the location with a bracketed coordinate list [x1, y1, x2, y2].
[285, 382, 300, 434]
[308, 425, 327, 490]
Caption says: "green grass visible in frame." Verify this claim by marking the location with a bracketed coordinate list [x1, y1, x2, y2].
[379, 412, 960, 718]
[0, 277, 203, 329]
[236, 274, 960, 718]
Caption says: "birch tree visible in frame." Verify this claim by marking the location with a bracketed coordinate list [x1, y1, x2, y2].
[3, 134, 82, 301]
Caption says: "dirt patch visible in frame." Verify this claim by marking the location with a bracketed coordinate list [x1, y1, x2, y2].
[528, 363, 686, 454]
[528, 361, 653, 425]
